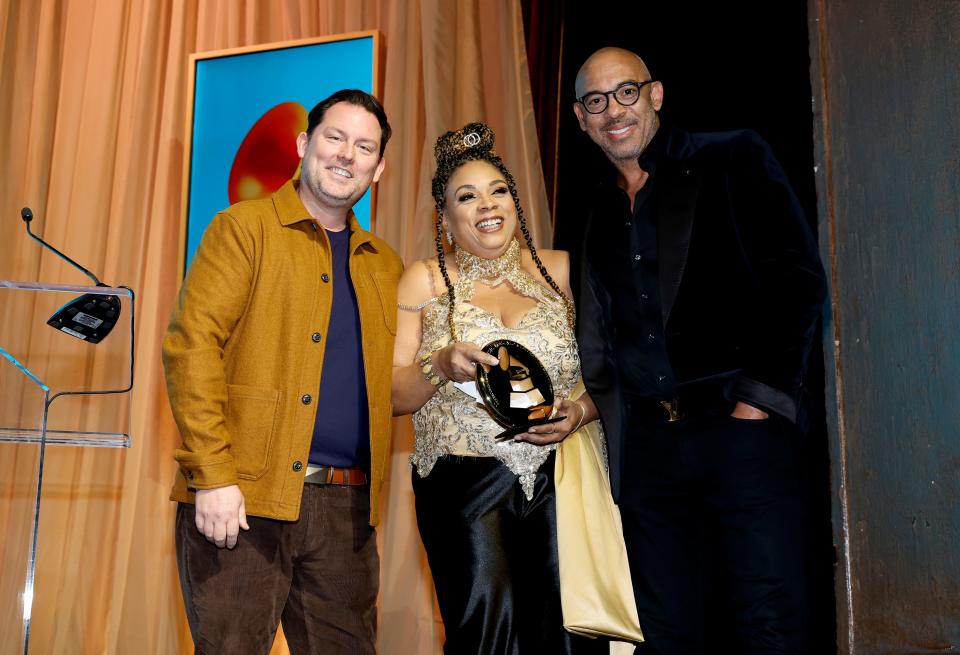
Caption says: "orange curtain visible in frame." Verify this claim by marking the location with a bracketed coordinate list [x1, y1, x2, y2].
[0, 1, 549, 653]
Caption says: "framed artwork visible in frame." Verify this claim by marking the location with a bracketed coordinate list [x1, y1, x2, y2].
[179, 31, 380, 273]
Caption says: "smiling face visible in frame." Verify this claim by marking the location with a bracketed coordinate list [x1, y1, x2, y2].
[442, 160, 518, 259]
[573, 48, 663, 165]
[296, 101, 385, 216]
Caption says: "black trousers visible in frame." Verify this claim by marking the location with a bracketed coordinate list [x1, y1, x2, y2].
[412, 453, 608, 655]
[620, 409, 808, 655]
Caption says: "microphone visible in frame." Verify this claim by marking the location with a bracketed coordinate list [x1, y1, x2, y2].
[21, 207, 121, 344]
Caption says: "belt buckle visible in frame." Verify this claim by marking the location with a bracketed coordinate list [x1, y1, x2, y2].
[659, 398, 681, 422]
[304, 465, 335, 485]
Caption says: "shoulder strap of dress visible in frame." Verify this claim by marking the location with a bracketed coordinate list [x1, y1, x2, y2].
[398, 260, 442, 312]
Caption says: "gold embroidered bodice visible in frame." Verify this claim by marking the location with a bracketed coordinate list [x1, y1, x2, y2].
[410, 239, 581, 499]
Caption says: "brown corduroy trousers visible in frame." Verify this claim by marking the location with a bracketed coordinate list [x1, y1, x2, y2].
[175, 484, 378, 655]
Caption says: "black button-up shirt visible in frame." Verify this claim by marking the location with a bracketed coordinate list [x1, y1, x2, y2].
[586, 127, 676, 400]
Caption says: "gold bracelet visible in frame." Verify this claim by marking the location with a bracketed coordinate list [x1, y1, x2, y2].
[418, 352, 448, 387]
[571, 400, 586, 433]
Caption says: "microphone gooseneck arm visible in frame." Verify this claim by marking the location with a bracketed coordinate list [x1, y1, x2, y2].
[21, 207, 103, 286]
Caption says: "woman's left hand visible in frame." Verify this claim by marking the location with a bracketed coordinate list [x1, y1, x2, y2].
[512, 398, 587, 445]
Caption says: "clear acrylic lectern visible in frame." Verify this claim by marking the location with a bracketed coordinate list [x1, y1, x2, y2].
[0, 280, 134, 655]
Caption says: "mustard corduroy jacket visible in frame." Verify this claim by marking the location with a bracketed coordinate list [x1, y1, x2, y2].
[163, 179, 403, 524]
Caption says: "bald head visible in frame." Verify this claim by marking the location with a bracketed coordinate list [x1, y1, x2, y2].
[575, 48, 651, 98]
[573, 47, 663, 167]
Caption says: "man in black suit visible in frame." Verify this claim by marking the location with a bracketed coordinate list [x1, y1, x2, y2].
[572, 47, 828, 654]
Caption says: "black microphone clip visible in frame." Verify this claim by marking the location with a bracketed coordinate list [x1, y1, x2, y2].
[21, 207, 122, 344]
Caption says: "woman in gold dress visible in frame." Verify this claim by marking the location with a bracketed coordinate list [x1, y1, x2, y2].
[391, 122, 607, 654]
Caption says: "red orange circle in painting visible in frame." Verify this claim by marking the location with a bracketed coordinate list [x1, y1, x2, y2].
[227, 101, 307, 204]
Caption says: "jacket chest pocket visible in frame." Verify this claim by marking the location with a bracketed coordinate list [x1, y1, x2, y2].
[225, 384, 281, 480]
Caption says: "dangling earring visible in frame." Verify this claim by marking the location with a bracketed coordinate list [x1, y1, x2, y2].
[442, 219, 454, 246]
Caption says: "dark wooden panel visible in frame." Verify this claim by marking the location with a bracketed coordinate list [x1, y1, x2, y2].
[809, 1, 960, 652]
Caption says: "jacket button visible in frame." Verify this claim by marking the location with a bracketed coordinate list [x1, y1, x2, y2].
[292, 460, 303, 472]
[321, 273, 330, 283]
[185, 470, 194, 480]
[311, 332, 322, 343]
[301, 394, 312, 405]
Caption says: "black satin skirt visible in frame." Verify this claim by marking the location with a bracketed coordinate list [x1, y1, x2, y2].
[412, 452, 609, 655]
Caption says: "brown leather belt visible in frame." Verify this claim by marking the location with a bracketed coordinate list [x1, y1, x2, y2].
[304, 465, 368, 486]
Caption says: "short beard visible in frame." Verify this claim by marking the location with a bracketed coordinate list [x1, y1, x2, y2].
[302, 162, 359, 208]
[602, 141, 646, 164]
[598, 112, 658, 164]
[315, 181, 357, 208]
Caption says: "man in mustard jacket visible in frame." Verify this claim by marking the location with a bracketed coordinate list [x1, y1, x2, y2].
[163, 89, 402, 655]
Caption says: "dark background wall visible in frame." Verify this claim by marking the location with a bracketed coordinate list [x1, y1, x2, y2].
[550, 2, 819, 253]
[523, 1, 838, 652]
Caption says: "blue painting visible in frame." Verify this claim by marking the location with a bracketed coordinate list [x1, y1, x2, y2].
[183, 34, 377, 272]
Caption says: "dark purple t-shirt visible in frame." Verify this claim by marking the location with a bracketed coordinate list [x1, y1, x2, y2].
[309, 227, 369, 469]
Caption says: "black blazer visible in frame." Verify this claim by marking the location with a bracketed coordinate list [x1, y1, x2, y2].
[576, 125, 828, 500]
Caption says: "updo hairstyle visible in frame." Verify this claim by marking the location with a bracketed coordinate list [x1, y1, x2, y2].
[430, 122, 573, 342]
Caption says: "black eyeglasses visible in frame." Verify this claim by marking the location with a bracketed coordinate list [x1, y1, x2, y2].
[577, 80, 655, 114]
